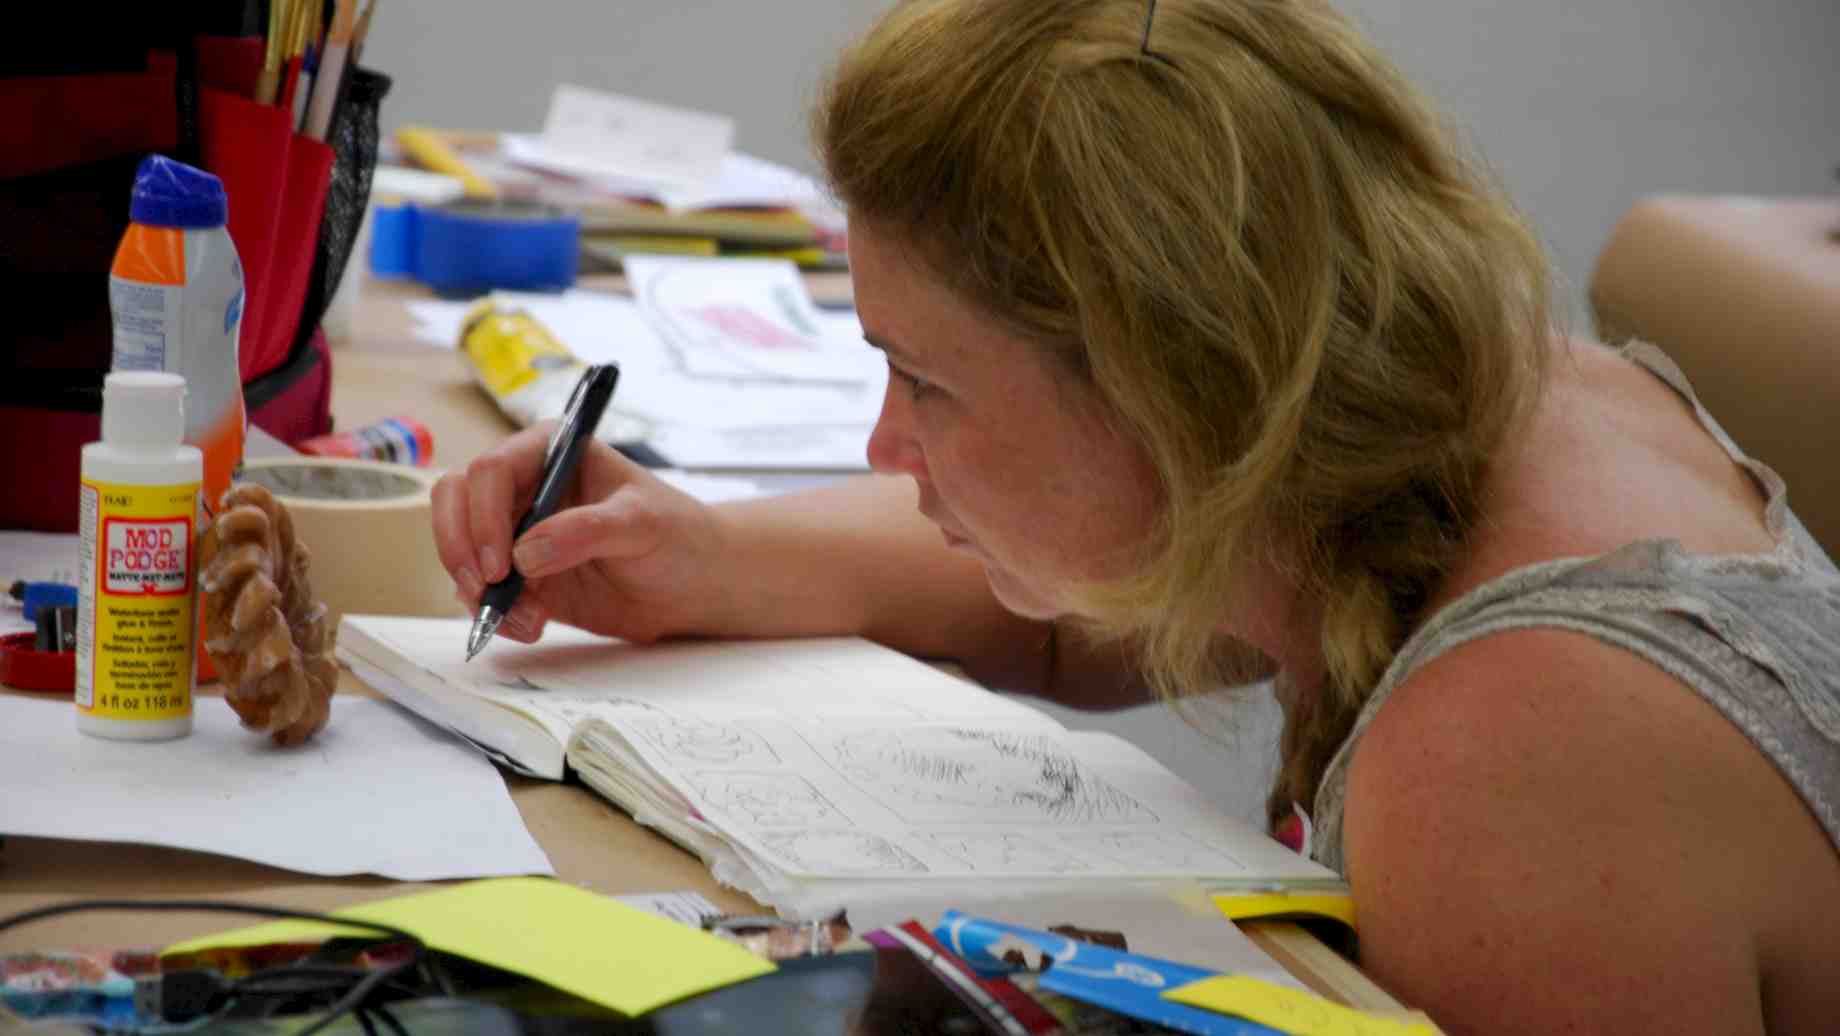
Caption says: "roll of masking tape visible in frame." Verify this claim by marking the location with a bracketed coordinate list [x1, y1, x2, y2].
[240, 457, 462, 631]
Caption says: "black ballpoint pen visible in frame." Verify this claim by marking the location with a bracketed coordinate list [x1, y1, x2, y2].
[466, 363, 621, 661]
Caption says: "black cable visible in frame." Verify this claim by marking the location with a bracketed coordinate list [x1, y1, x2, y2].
[370, 1003, 412, 1036]
[0, 899, 423, 945]
[296, 960, 420, 1036]
[0, 898, 438, 1034]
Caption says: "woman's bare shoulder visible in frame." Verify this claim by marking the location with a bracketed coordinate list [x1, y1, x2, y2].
[1338, 625, 1840, 1034]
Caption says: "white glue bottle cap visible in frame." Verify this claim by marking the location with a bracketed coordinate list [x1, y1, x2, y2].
[102, 371, 187, 447]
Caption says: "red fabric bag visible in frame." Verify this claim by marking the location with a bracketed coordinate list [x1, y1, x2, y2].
[1, 40, 386, 531]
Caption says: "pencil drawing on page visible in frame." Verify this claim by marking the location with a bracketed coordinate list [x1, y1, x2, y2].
[487, 691, 654, 735]
[624, 715, 781, 767]
[818, 727, 1157, 825]
[690, 772, 848, 827]
[923, 831, 1096, 873]
[756, 830, 928, 874]
[1055, 831, 1244, 871]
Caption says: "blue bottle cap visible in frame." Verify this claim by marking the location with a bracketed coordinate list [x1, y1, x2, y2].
[129, 154, 229, 228]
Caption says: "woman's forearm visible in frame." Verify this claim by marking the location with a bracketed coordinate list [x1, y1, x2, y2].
[710, 474, 1145, 706]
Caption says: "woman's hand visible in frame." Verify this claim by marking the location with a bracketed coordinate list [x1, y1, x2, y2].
[431, 423, 736, 644]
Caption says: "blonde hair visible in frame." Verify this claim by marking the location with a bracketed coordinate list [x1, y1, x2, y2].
[816, 0, 1552, 825]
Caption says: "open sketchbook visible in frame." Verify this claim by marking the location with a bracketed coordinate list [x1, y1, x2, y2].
[339, 614, 1344, 919]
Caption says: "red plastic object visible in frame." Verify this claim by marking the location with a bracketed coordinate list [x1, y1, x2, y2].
[0, 632, 76, 694]
[198, 87, 335, 383]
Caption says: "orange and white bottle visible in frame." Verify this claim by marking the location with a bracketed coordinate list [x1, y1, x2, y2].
[110, 154, 246, 681]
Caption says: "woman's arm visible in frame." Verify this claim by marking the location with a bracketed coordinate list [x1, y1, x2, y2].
[436, 434, 1147, 706]
[1340, 627, 1822, 1035]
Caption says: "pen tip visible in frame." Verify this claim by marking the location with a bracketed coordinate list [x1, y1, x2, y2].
[467, 607, 504, 661]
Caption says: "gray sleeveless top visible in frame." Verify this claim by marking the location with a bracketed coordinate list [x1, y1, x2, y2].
[1311, 342, 1840, 874]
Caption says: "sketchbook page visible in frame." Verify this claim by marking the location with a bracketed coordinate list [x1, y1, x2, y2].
[644, 423, 874, 472]
[0, 696, 552, 880]
[341, 644, 566, 780]
[339, 615, 571, 779]
[346, 614, 1055, 724]
[575, 717, 1334, 886]
[1061, 730, 1341, 887]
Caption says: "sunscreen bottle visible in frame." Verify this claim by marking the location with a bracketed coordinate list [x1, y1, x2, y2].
[76, 372, 203, 741]
[110, 154, 245, 682]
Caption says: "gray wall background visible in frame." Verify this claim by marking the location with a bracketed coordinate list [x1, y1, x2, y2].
[364, 1, 1838, 821]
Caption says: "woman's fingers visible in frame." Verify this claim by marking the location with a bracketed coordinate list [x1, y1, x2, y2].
[462, 424, 557, 582]
[497, 597, 549, 643]
[431, 470, 482, 596]
[513, 485, 668, 580]
[433, 428, 671, 639]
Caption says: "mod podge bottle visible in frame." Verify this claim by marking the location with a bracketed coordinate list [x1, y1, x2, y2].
[76, 372, 203, 740]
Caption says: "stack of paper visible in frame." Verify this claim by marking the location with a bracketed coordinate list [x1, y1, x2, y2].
[496, 85, 845, 269]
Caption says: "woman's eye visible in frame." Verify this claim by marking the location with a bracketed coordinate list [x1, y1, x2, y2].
[891, 364, 936, 401]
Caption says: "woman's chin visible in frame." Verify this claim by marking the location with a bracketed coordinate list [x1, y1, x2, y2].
[983, 565, 1062, 621]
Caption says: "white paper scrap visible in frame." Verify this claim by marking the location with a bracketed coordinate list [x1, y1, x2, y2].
[0, 696, 554, 881]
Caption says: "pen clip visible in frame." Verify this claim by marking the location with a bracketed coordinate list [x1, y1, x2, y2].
[543, 370, 593, 471]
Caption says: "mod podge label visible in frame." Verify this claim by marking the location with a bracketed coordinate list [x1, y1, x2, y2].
[76, 477, 200, 719]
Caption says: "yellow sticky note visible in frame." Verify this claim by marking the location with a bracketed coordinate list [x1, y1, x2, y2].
[164, 878, 774, 1016]
[1164, 975, 1436, 1036]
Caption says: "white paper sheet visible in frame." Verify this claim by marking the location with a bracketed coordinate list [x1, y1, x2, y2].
[534, 86, 735, 191]
[653, 470, 769, 504]
[503, 135, 825, 214]
[0, 695, 553, 881]
[643, 425, 872, 472]
[624, 257, 879, 384]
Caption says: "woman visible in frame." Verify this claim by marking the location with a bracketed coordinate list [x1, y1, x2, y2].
[432, 1, 1840, 1031]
